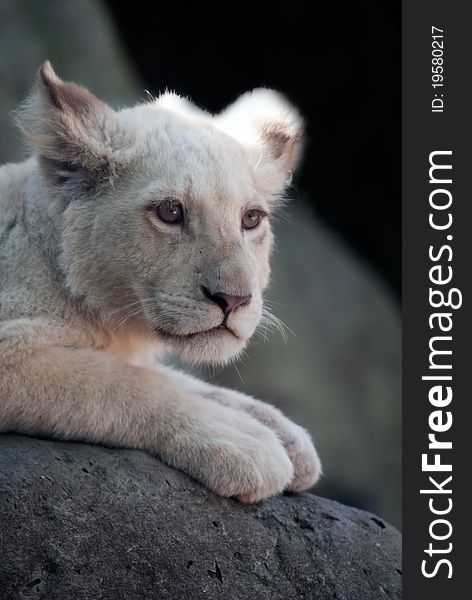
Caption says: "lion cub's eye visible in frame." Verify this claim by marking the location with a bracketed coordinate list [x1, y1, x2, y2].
[242, 209, 265, 230]
[155, 199, 184, 225]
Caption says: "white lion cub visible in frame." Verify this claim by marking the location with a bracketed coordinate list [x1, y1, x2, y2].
[0, 62, 321, 502]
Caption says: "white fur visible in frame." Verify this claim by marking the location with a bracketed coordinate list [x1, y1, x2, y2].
[0, 62, 320, 502]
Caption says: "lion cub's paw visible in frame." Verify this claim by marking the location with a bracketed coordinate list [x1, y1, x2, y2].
[247, 408, 322, 492]
[204, 389, 322, 493]
[196, 407, 294, 503]
[283, 423, 322, 492]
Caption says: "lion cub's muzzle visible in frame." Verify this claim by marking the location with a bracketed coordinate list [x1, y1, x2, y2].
[201, 285, 252, 322]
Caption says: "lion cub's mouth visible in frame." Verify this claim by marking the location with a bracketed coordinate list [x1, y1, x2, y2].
[154, 324, 241, 342]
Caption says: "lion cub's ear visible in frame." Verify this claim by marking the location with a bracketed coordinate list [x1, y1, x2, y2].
[215, 89, 304, 192]
[16, 61, 125, 191]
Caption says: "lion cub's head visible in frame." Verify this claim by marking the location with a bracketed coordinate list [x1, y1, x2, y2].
[18, 61, 304, 364]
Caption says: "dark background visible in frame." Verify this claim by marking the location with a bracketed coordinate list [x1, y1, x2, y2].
[106, 0, 401, 296]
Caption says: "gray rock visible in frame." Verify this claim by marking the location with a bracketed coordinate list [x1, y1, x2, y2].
[0, 0, 138, 164]
[0, 435, 401, 600]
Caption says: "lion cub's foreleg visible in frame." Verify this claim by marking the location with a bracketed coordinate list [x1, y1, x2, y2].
[155, 365, 322, 492]
[0, 320, 294, 502]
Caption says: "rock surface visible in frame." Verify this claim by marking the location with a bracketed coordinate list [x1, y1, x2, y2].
[0, 435, 401, 600]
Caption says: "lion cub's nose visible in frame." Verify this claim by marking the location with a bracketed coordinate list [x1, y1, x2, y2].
[202, 286, 252, 316]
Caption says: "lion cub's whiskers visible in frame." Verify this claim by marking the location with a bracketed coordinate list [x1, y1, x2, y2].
[257, 307, 293, 345]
